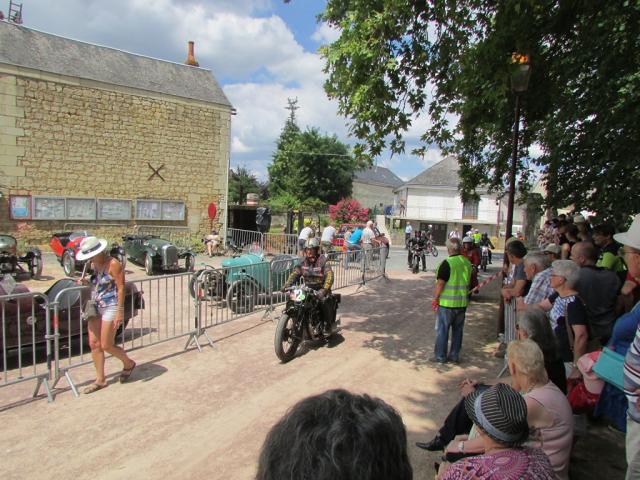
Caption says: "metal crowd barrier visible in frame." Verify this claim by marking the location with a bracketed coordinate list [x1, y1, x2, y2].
[227, 228, 264, 252]
[262, 232, 298, 255]
[1, 291, 54, 402]
[498, 298, 517, 377]
[0, 247, 387, 405]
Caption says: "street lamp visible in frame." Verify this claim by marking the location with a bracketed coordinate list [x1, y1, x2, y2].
[505, 53, 531, 243]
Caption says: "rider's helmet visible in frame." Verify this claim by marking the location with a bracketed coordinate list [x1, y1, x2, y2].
[481, 232, 488, 238]
[463, 236, 474, 244]
[428, 224, 433, 229]
[305, 237, 320, 254]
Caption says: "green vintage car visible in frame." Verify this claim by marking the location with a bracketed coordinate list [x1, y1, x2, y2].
[123, 235, 195, 275]
[191, 247, 298, 314]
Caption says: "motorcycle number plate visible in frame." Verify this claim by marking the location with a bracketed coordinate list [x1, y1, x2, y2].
[291, 289, 306, 302]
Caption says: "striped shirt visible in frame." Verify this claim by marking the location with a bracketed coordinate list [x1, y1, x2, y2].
[623, 301, 640, 422]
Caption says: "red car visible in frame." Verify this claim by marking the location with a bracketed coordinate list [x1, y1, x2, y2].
[332, 223, 390, 249]
[49, 231, 126, 277]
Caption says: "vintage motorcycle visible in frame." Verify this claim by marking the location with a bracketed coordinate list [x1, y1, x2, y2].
[480, 246, 490, 272]
[274, 283, 341, 363]
[409, 243, 426, 274]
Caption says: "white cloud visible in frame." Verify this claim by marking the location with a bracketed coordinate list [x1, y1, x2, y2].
[312, 22, 341, 44]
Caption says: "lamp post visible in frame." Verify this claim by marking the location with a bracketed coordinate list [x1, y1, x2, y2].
[505, 53, 531, 244]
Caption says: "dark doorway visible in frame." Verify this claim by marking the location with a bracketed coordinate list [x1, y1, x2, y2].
[463, 224, 473, 237]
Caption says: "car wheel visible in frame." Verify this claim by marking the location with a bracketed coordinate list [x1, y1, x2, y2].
[144, 254, 154, 276]
[30, 255, 43, 279]
[62, 250, 75, 277]
[226, 279, 257, 314]
[185, 254, 195, 272]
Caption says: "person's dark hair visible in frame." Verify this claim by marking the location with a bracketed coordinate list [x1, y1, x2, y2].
[506, 240, 527, 259]
[593, 223, 615, 238]
[565, 223, 579, 238]
[256, 389, 412, 480]
[516, 307, 559, 363]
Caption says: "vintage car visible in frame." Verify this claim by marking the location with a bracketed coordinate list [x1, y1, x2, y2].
[332, 223, 390, 250]
[123, 235, 195, 276]
[49, 231, 126, 277]
[190, 246, 298, 314]
[0, 278, 143, 370]
[0, 234, 43, 279]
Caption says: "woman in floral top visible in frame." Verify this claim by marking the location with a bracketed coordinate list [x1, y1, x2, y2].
[77, 236, 135, 394]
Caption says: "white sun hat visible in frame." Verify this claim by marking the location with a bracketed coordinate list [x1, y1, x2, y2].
[614, 215, 640, 251]
[76, 236, 108, 261]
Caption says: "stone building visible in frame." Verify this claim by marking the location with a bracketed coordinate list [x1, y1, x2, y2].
[0, 21, 232, 243]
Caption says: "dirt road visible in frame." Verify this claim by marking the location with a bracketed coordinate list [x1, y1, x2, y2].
[2, 251, 622, 479]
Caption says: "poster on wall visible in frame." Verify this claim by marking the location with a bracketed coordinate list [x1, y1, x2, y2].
[161, 201, 185, 221]
[33, 196, 66, 220]
[9, 195, 31, 220]
[136, 200, 162, 220]
[66, 198, 97, 220]
[98, 199, 131, 220]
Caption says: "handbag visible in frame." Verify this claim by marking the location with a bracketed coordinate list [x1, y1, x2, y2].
[82, 299, 98, 320]
[592, 347, 625, 391]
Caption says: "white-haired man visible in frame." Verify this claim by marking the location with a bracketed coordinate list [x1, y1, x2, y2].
[616, 215, 640, 480]
[516, 252, 554, 311]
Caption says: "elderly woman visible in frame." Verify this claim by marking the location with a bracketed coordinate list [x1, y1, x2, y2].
[441, 340, 573, 480]
[537, 260, 589, 375]
[437, 382, 555, 480]
[77, 236, 136, 394]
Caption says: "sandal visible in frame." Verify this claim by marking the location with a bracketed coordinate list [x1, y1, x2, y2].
[83, 383, 106, 394]
[119, 361, 136, 383]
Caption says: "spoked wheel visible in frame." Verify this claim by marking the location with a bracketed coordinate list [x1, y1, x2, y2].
[30, 255, 43, 279]
[144, 254, 154, 276]
[226, 279, 257, 314]
[481, 257, 488, 272]
[411, 254, 420, 274]
[274, 313, 300, 363]
[62, 250, 75, 277]
[185, 254, 195, 272]
[432, 246, 439, 257]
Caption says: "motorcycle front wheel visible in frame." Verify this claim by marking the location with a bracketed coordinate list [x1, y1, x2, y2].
[275, 313, 300, 363]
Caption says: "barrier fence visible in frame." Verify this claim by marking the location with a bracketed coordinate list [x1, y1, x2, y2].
[0, 246, 386, 404]
[498, 298, 517, 377]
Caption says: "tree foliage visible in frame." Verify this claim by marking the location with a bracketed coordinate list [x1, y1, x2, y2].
[228, 166, 265, 205]
[329, 198, 369, 224]
[268, 98, 362, 208]
[320, 1, 640, 225]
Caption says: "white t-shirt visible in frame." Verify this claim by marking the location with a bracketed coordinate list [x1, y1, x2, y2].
[405, 224, 413, 234]
[361, 227, 375, 245]
[298, 226, 313, 240]
[321, 225, 336, 243]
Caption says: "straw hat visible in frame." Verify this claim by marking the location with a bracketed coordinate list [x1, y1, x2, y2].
[76, 236, 108, 261]
[614, 214, 640, 251]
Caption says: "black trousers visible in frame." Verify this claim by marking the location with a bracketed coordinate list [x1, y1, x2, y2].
[437, 384, 489, 443]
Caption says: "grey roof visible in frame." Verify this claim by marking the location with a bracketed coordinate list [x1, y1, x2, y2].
[0, 21, 231, 107]
[403, 155, 460, 188]
[354, 166, 403, 187]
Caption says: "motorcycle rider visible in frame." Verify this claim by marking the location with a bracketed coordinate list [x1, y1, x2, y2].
[478, 232, 495, 264]
[462, 236, 480, 291]
[407, 231, 427, 272]
[282, 238, 336, 334]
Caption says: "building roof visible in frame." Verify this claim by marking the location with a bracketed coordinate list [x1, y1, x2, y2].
[403, 155, 460, 188]
[0, 21, 232, 107]
[354, 165, 404, 188]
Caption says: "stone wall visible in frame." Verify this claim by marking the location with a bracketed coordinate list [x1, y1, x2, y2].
[0, 66, 230, 245]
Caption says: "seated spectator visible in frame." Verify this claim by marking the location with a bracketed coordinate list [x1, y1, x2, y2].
[256, 389, 412, 480]
[415, 309, 567, 455]
[544, 243, 561, 262]
[593, 223, 625, 275]
[437, 382, 555, 480]
[560, 223, 580, 259]
[501, 240, 528, 302]
[571, 241, 621, 344]
[517, 252, 553, 311]
[537, 260, 589, 372]
[573, 213, 592, 242]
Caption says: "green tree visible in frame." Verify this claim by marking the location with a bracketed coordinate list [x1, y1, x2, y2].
[268, 99, 361, 207]
[228, 166, 262, 205]
[320, 1, 640, 225]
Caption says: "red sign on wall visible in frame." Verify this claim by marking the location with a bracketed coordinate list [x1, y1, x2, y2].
[207, 203, 217, 220]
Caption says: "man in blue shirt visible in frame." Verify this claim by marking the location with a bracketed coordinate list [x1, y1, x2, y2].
[345, 226, 363, 268]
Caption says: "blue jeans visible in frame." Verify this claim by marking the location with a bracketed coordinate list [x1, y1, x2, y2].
[434, 306, 466, 361]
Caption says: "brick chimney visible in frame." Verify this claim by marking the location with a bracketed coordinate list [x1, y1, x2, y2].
[185, 41, 199, 67]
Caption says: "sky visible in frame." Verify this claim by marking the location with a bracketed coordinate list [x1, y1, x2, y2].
[11, 0, 445, 181]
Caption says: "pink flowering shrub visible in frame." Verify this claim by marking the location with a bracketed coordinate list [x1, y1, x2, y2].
[329, 198, 369, 224]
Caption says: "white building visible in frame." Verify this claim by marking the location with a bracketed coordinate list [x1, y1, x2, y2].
[393, 156, 526, 245]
